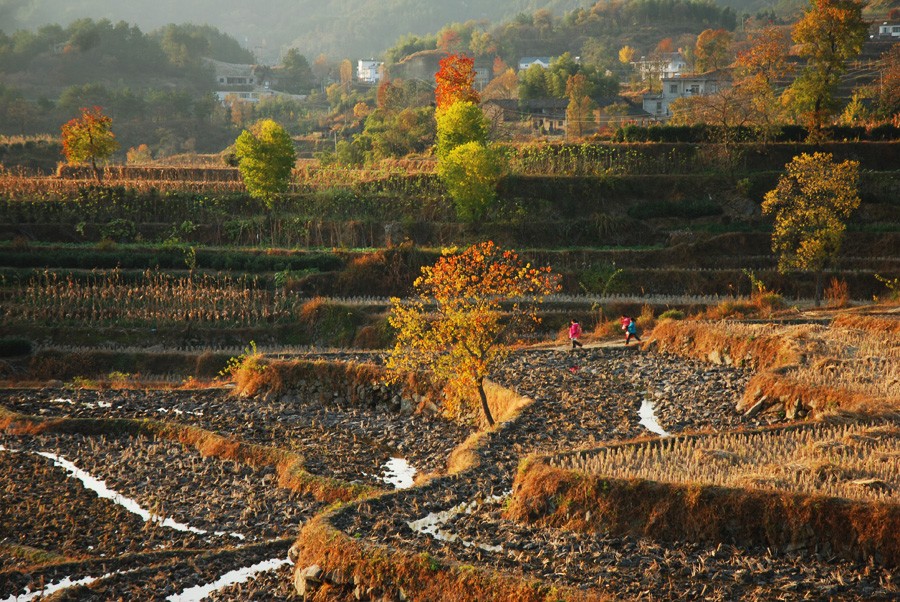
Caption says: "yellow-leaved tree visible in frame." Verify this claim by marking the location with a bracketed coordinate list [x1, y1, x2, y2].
[762, 152, 860, 305]
[386, 241, 560, 427]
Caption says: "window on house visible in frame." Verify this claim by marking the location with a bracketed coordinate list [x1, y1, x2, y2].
[689, 85, 700, 94]
[656, 101, 662, 113]
[670, 84, 678, 94]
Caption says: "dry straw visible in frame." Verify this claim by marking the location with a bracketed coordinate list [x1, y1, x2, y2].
[6, 269, 291, 327]
[551, 420, 900, 503]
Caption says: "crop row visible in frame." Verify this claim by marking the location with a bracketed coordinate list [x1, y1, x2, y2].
[4, 270, 293, 327]
[550, 420, 900, 503]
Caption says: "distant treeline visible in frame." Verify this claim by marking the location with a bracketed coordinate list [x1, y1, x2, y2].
[0, 20, 253, 75]
[386, 0, 738, 70]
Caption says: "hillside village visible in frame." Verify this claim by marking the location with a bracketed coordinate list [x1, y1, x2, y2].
[0, 1, 898, 163]
[0, 0, 899, 600]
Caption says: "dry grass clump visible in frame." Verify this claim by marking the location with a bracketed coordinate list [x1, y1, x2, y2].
[825, 278, 850, 308]
[507, 424, 900, 566]
[649, 319, 801, 370]
[832, 313, 900, 336]
[549, 419, 900, 503]
[651, 318, 899, 415]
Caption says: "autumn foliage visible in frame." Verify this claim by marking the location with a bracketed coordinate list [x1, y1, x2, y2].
[60, 106, 119, 183]
[762, 152, 860, 303]
[434, 54, 480, 113]
[387, 242, 560, 426]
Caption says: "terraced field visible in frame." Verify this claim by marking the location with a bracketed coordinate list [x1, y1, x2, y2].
[2, 140, 898, 599]
[2, 336, 898, 600]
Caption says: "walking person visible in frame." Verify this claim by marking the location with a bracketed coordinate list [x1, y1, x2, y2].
[625, 316, 641, 345]
[569, 319, 584, 349]
[620, 315, 631, 344]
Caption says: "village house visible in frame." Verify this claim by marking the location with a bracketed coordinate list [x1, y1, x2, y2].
[483, 98, 568, 135]
[634, 51, 689, 82]
[876, 21, 900, 37]
[357, 59, 384, 84]
[518, 56, 552, 71]
[204, 58, 306, 104]
[642, 69, 731, 120]
[484, 97, 649, 136]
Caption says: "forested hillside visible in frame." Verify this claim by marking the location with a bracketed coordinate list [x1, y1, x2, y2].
[385, 0, 741, 73]
[1, 0, 585, 61]
[0, 0, 817, 61]
[0, 20, 258, 158]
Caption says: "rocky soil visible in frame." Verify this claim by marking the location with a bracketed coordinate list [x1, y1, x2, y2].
[330, 348, 897, 601]
[0, 381, 472, 487]
[1, 346, 897, 600]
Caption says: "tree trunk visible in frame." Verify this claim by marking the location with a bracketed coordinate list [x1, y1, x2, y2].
[477, 378, 495, 427]
[90, 156, 103, 184]
[815, 269, 824, 307]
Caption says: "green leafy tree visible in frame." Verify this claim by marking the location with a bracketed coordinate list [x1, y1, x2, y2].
[785, 0, 867, 137]
[762, 152, 860, 305]
[437, 141, 506, 221]
[234, 119, 297, 205]
[518, 53, 619, 100]
[517, 63, 549, 99]
[566, 73, 595, 139]
[363, 106, 436, 160]
[435, 100, 489, 159]
[60, 106, 119, 183]
[281, 48, 315, 94]
[387, 241, 560, 427]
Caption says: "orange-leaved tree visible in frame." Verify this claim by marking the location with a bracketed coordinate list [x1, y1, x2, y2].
[61, 106, 119, 183]
[387, 241, 560, 427]
[785, 0, 866, 137]
[733, 26, 793, 140]
[694, 29, 733, 73]
[434, 53, 480, 113]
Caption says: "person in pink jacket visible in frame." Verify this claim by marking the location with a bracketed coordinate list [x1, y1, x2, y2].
[569, 319, 584, 349]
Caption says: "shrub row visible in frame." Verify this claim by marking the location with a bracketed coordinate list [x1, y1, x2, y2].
[613, 124, 900, 143]
[0, 262, 893, 300]
[0, 139, 62, 174]
[0, 245, 346, 273]
[18, 349, 232, 381]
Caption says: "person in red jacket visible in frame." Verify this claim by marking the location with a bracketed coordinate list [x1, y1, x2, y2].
[620, 315, 632, 344]
[569, 319, 584, 349]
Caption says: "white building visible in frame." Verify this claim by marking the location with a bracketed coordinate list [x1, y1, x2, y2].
[204, 58, 306, 104]
[642, 70, 731, 119]
[518, 56, 552, 71]
[877, 22, 900, 37]
[357, 59, 384, 84]
[635, 52, 689, 82]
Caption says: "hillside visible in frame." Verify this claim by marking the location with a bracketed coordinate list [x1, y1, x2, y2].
[1, 0, 585, 61]
[0, 0, 813, 63]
